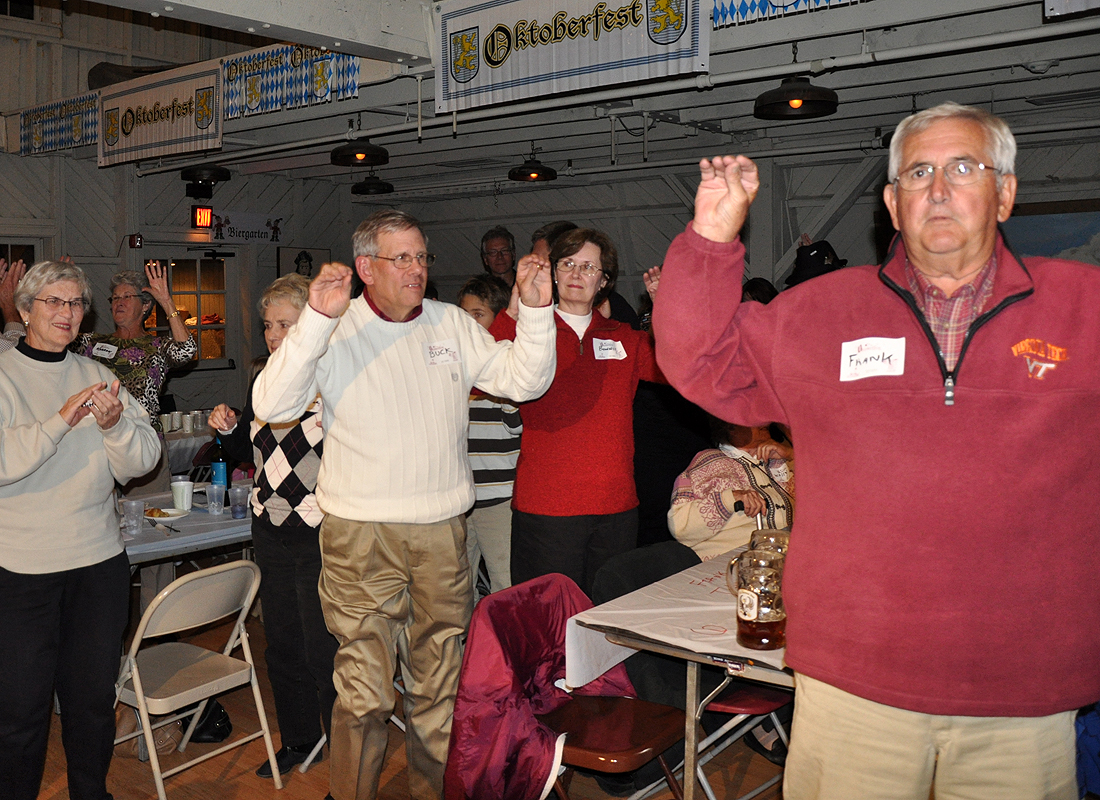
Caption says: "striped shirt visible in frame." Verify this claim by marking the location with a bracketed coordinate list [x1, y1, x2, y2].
[468, 394, 522, 506]
[904, 254, 996, 371]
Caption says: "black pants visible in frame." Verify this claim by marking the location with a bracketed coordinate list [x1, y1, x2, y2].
[252, 515, 339, 748]
[510, 507, 638, 598]
[0, 551, 130, 800]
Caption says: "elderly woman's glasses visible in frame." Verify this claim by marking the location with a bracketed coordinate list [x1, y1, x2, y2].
[109, 293, 142, 305]
[895, 159, 999, 191]
[556, 259, 602, 277]
[373, 253, 436, 269]
[35, 296, 86, 311]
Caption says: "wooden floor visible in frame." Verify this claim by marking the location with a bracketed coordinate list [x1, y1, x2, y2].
[39, 609, 783, 800]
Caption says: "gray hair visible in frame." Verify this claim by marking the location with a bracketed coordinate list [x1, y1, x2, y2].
[352, 209, 426, 258]
[15, 260, 92, 315]
[110, 270, 154, 305]
[888, 102, 1016, 187]
[259, 273, 309, 314]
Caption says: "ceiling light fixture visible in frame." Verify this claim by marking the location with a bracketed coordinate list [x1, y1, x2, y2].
[331, 140, 389, 167]
[351, 171, 394, 195]
[180, 165, 231, 199]
[754, 76, 838, 120]
[508, 144, 557, 182]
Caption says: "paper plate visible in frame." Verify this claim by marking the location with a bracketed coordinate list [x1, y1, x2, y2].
[145, 508, 190, 521]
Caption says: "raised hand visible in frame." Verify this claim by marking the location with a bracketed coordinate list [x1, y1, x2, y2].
[693, 155, 760, 244]
[643, 266, 661, 299]
[309, 262, 353, 318]
[208, 403, 238, 432]
[0, 259, 26, 324]
[515, 253, 552, 309]
[145, 261, 173, 307]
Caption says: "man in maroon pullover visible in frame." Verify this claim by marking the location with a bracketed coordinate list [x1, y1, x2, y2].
[654, 102, 1098, 799]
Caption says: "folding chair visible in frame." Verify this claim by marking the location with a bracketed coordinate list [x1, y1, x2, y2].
[297, 676, 405, 775]
[114, 560, 282, 800]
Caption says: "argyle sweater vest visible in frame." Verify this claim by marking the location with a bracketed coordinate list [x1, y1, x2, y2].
[251, 396, 324, 528]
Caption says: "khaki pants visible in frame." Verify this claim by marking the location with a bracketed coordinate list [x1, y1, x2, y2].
[465, 500, 512, 594]
[784, 673, 1078, 800]
[318, 514, 473, 800]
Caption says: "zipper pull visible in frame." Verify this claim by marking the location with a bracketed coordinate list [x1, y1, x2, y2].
[944, 375, 955, 406]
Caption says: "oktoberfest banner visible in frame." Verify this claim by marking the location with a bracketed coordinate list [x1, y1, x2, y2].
[435, 0, 708, 113]
[98, 61, 222, 167]
[223, 44, 359, 119]
[20, 93, 99, 155]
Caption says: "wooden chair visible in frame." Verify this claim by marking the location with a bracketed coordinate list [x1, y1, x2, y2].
[537, 695, 685, 800]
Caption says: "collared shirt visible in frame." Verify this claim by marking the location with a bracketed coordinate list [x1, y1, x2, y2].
[904, 255, 997, 371]
[364, 290, 423, 323]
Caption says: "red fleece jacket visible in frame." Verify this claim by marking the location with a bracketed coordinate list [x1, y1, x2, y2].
[654, 222, 1100, 717]
[490, 310, 660, 516]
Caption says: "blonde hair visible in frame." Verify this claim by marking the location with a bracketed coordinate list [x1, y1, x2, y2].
[258, 273, 309, 314]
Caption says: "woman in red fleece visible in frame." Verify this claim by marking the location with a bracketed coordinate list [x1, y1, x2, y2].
[490, 228, 661, 596]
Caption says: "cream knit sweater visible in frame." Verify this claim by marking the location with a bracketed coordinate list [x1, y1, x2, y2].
[0, 348, 162, 573]
[254, 297, 556, 524]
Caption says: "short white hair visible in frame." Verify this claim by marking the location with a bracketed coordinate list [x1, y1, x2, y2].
[888, 102, 1016, 187]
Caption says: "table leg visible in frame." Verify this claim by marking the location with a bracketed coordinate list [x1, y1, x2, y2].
[684, 659, 699, 800]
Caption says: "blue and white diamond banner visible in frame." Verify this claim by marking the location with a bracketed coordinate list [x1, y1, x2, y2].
[712, 0, 865, 28]
[20, 92, 99, 155]
[436, 0, 708, 113]
[224, 45, 359, 119]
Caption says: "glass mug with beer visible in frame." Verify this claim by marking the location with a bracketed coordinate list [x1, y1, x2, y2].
[727, 549, 786, 650]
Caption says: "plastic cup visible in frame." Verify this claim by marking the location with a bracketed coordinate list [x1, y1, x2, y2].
[159, 413, 173, 432]
[171, 411, 183, 430]
[207, 483, 226, 515]
[171, 480, 194, 511]
[122, 499, 145, 535]
[228, 486, 250, 519]
[181, 414, 193, 433]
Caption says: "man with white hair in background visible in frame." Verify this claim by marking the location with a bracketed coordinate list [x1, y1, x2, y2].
[654, 102, 1100, 799]
[253, 209, 557, 800]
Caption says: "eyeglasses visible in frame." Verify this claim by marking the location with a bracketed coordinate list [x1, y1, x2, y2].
[109, 293, 141, 305]
[484, 248, 513, 258]
[894, 159, 999, 191]
[35, 296, 86, 311]
[373, 253, 436, 269]
[556, 259, 603, 277]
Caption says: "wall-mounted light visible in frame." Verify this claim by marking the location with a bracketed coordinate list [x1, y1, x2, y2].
[191, 205, 213, 229]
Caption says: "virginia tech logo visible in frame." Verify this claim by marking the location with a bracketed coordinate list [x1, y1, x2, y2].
[647, 0, 686, 44]
[450, 27, 479, 83]
[1011, 338, 1068, 380]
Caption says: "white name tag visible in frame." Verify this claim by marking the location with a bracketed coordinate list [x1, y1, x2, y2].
[425, 339, 461, 366]
[91, 342, 118, 359]
[840, 337, 905, 382]
[593, 338, 627, 360]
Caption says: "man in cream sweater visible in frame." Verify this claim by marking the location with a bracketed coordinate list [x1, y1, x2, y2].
[253, 210, 556, 800]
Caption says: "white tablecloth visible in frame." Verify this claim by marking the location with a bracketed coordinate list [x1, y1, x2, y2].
[566, 549, 787, 688]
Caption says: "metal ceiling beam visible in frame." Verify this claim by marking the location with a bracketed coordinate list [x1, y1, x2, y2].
[99, 0, 433, 62]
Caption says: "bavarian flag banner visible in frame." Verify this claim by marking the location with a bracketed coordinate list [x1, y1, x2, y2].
[435, 0, 708, 113]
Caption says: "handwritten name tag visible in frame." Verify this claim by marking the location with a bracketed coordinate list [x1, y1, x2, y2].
[840, 337, 905, 382]
[425, 339, 461, 366]
[91, 342, 118, 359]
[593, 338, 627, 360]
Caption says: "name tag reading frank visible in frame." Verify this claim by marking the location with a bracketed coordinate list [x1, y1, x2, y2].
[840, 337, 905, 382]
[425, 339, 461, 366]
